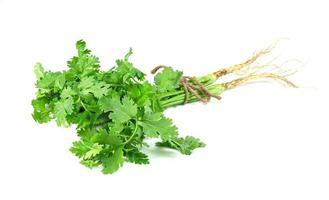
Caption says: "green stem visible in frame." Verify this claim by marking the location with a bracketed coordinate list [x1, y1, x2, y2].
[157, 89, 185, 99]
[159, 84, 225, 109]
[161, 97, 199, 108]
[79, 97, 88, 111]
[124, 122, 139, 145]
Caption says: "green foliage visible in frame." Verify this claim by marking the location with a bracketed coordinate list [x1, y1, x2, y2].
[99, 96, 137, 123]
[31, 97, 51, 123]
[140, 112, 178, 141]
[126, 149, 149, 164]
[32, 40, 208, 174]
[154, 67, 183, 93]
[70, 140, 103, 159]
[156, 136, 206, 155]
[101, 147, 124, 174]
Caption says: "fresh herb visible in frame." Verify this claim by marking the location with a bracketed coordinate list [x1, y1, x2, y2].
[32, 40, 295, 174]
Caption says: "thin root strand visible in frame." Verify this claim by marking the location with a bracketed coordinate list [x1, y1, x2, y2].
[223, 73, 297, 89]
[213, 47, 274, 78]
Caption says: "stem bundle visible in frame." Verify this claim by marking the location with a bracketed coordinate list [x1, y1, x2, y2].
[155, 44, 297, 108]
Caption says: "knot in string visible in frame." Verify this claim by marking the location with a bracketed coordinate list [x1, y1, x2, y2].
[151, 66, 221, 105]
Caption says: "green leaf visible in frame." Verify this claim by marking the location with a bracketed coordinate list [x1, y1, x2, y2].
[76, 39, 91, 56]
[154, 67, 183, 92]
[70, 140, 103, 159]
[91, 129, 122, 148]
[80, 159, 100, 168]
[36, 72, 64, 92]
[54, 73, 66, 90]
[78, 76, 110, 98]
[70, 141, 89, 158]
[60, 86, 76, 99]
[84, 143, 103, 159]
[156, 136, 205, 155]
[34, 63, 44, 80]
[31, 97, 51, 123]
[78, 76, 95, 90]
[140, 112, 178, 140]
[54, 97, 74, 126]
[127, 82, 154, 106]
[126, 149, 149, 164]
[108, 122, 124, 134]
[67, 40, 100, 77]
[101, 148, 124, 174]
[114, 48, 145, 82]
[89, 82, 110, 99]
[99, 96, 137, 123]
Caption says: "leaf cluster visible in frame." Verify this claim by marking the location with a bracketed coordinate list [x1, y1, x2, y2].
[32, 40, 205, 174]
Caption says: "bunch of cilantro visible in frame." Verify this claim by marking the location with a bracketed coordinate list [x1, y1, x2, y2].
[32, 40, 217, 174]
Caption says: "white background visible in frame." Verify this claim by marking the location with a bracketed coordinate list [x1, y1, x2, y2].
[0, 0, 328, 199]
